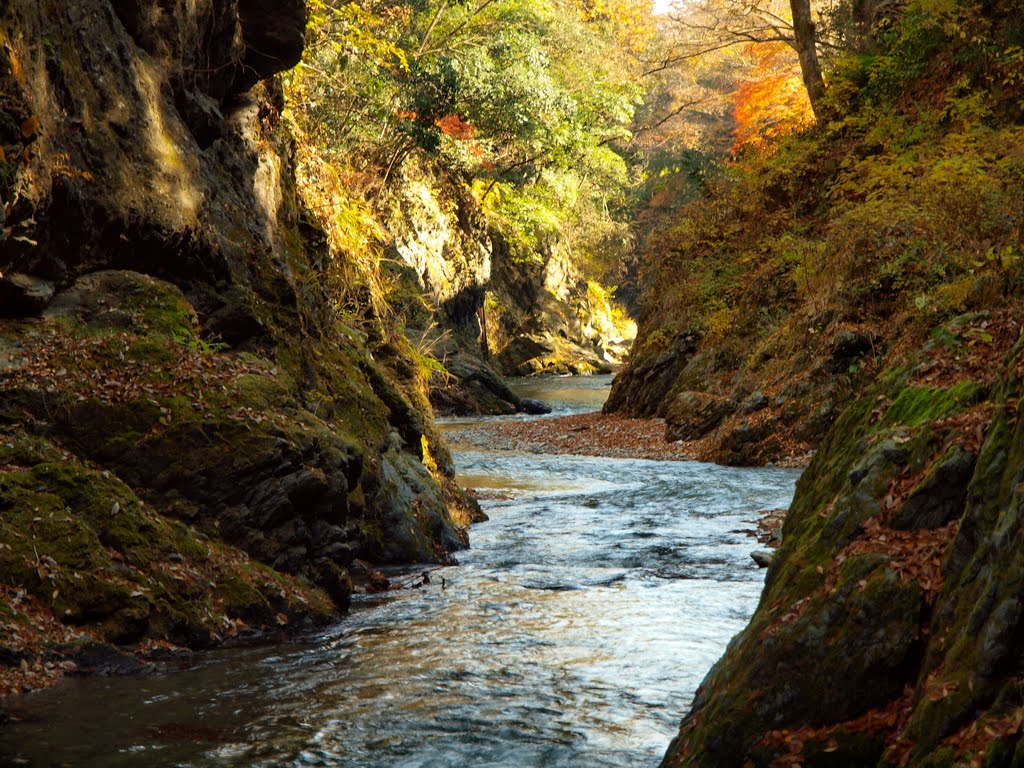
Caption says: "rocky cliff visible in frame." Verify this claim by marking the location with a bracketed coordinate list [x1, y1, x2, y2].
[629, 1, 1024, 763]
[0, 0, 479, 671]
[379, 165, 636, 414]
[662, 310, 1024, 767]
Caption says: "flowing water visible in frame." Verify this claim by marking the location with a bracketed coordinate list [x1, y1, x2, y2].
[0, 376, 799, 768]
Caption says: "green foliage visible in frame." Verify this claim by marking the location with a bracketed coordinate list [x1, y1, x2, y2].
[285, 0, 651, 298]
[625, 1, 1024, 426]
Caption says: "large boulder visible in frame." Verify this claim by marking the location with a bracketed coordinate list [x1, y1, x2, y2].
[664, 391, 736, 441]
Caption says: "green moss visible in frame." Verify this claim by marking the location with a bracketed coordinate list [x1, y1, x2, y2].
[882, 381, 985, 428]
[127, 338, 178, 365]
[0, 432, 334, 645]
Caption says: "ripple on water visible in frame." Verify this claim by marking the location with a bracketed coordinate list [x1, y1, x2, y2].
[0, 393, 799, 768]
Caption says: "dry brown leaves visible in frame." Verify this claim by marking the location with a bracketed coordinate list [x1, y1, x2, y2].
[937, 707, 1024, 768]
[764, 514, 956, 639]
[445, 412, 698, 461]
[0, 584, 92, 696]
[446, 410, 813, 465]
[911, 310, 1021, 390]
[838, 518, 956, 604]
[0, 326, 271, 419]
[756, 687, 914, 768]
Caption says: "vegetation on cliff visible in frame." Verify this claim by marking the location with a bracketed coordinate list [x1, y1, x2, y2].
[609, 0, 1024, 467]
[0, 0, 480, 691]
[614, 0, 1024, 764]
[281, 0, 645, 392]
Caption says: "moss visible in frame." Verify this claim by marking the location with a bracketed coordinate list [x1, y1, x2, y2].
[127, 337, 178, 366]
[882, 381, 985, 428]
[0, 433, 335, 646]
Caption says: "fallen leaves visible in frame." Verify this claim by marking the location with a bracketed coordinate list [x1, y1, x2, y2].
[911, 311, 1020, 390]
[0, 325, 273, 426]
[757, 688, 914, 768]
[0, 584, 92, 696]
[839, 517, 957, 604]
[444, 411, 697, 461]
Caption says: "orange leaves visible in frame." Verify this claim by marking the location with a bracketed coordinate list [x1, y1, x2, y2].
[731, 42, 813, 156]
[396, 111, 477, 141]
[435, 114, 475, 140]
[756, 688, 915, 767]
[842, 517, 957, 604]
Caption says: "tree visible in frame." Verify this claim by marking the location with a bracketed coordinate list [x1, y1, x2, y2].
[649, 0, 835, 118]
[789, 0, 826, 116]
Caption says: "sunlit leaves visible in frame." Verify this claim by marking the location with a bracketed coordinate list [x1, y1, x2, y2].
[730, 41, 813, 153]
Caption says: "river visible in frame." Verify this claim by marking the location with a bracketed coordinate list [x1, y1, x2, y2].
[0, 375, 799, 768]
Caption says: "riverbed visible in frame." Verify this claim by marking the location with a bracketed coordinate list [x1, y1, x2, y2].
[0, 376, 799, 767]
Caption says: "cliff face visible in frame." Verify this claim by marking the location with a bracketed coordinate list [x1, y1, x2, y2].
[0, 0, 479, 657]
[635, 2, 1024, 763]
[661, 311, 1024, 768]
[381, 165, 636, 414]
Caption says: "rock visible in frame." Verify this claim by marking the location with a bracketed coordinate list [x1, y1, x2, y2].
[235, 0, 308, 91]
[750, 550, 774, 567]
[430, 354, 552, 416]
[63, 642, 154, 677]
[827, 328, 878, 373]
[664, 391, 736, 441]
[0, 272, 54, 317]
[520, 398, 552, 415]
[350, 559, 391, 593]
[890, 444, 976, 530]
[718, 418, 778, 466]
[742, 391, 770, 413]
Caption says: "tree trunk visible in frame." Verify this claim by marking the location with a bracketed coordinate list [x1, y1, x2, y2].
[790, 0, 826, 118]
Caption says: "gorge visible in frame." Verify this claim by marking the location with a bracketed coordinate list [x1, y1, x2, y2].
[4, 0, 1024, 766]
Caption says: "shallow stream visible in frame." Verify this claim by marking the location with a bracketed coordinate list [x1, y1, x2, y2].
[0, 376, 799, 767]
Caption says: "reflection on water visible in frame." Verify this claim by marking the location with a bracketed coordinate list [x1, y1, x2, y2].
[0, 377, 799, 768]
[509, 375, 613, 417]
[440, 374, 615, 427]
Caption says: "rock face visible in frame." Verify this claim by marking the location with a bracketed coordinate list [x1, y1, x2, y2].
[604, 312, 869, 466]
[0, 0, 479, 653]
[664, 391, 736, 442]
[382, 167, 634, 411]
[429, 353, 552, 416]
[660, 311, 1024, 767]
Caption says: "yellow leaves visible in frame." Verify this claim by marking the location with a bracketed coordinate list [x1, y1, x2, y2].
[8, 50, 23, 84]
[51, 152, 93, 182]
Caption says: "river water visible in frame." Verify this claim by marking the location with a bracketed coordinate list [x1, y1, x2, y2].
[0, 376, 799, 768]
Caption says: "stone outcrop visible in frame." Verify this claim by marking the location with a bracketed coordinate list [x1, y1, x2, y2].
[382, 167, 634, 412]
[0, 0, 479, 658]
[660, 311, 1024, 767]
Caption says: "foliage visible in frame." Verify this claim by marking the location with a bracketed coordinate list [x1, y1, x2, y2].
[624, 0, 1024, 428]
[284, 0, 653, 301]
[730, 42, 813, 153]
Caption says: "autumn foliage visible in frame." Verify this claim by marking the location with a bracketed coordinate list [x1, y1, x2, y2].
[730, 42, 813, 154]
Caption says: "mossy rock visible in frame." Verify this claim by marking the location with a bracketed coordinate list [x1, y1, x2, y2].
[660, 329, 1014, 765]
[2, 270, 474, 617]
[0, 433, 334, 647]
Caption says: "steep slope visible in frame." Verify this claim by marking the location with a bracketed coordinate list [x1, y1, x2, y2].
[0, 0, 478, 678]
[606, 1, 1024, 764]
